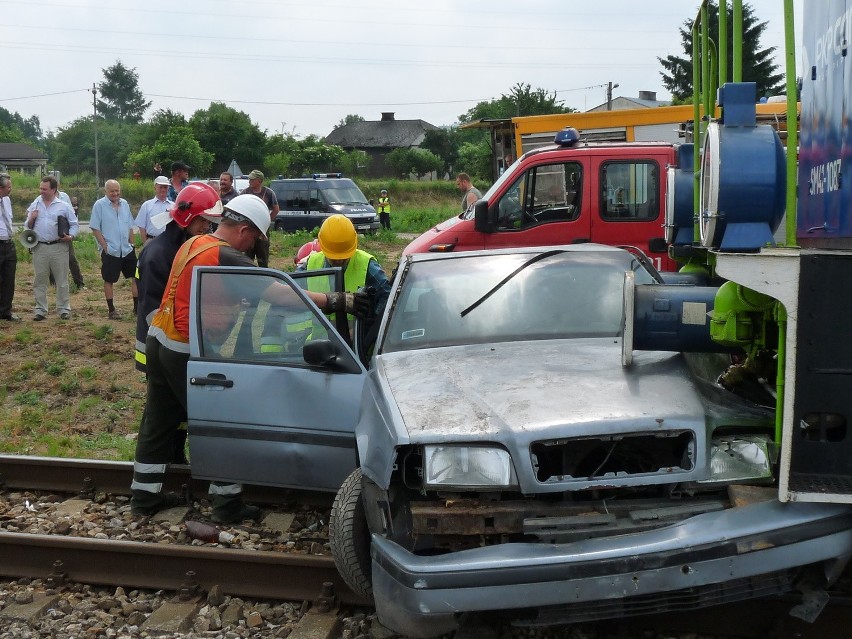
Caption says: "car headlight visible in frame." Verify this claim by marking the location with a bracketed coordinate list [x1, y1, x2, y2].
[423, 445, 517, 489]
[697, 435, 774, 484]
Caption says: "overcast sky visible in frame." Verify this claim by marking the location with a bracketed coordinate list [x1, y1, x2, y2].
[1, 0, 804, 139]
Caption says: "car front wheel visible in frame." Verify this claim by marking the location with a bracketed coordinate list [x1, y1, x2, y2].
[330, 468, 373, 599]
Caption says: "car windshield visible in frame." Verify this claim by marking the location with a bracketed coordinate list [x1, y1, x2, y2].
[324, 184, 369, 205]
[382, 250, 656, 352]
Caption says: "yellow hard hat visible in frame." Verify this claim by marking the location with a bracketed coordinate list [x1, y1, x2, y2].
[318, 214, 357, 260]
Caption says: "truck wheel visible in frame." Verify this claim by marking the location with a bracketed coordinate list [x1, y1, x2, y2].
[330, 468, 373, 599]
[274, 220, 285, 232]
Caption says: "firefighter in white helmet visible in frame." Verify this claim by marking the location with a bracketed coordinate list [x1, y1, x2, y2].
[130, 195, 370, 522]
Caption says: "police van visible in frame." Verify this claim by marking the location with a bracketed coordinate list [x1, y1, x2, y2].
[270, 174, 380, 233]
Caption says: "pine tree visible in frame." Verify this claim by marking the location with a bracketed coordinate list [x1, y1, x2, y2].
[97, 60, 151, 125]
[658, 2, 784, 100]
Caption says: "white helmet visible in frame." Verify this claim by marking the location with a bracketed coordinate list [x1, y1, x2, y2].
[222, 194, 270, 238]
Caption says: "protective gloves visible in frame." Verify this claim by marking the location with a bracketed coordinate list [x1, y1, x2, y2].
[325, 291, 372, 319]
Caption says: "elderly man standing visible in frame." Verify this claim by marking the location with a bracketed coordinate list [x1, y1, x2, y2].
[25, 176, 79, 320]
[135, 176, 172, 243]
[240, 169, 279, 268]
[91, 179, 138, 320]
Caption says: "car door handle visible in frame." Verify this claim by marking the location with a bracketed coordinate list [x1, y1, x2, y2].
[190, 374, 234, 388]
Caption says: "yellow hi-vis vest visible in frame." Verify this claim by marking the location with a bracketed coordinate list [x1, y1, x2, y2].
[264, 249, 373, 352]
[377, 196, 391, 214]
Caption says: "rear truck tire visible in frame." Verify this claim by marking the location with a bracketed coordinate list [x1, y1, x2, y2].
[330, 468, 373, 599]
[274, 220, 285, 231]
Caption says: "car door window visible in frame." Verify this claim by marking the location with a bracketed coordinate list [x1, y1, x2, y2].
[194, 268, 354, 367]
[600, 160, 660, 220]
[497, 162, 582, 230]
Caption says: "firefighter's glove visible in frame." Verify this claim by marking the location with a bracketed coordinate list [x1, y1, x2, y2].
[325, 291, 372, 320]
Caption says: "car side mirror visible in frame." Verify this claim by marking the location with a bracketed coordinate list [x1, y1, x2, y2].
[303, 340, 341, 367]
[473, 200, 495, 233]
[303, 339, 362, 374]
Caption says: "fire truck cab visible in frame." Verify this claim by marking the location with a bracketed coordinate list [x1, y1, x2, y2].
[404, 129, 677, 271]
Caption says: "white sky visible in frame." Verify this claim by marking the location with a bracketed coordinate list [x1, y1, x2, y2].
[1, 0, 804, 139]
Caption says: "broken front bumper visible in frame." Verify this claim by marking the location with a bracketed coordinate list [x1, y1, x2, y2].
[370, 501, 852, 638]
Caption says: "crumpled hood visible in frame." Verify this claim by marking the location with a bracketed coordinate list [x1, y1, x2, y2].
[377, 339, 707, 441]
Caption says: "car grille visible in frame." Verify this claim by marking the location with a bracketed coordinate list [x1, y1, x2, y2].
[531, 430, 695, 484]
[348, 215, 375, 225]
[509, 570, 794, 626]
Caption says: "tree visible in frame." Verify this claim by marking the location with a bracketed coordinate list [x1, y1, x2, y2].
[188, 103, 266, 174]
[420, 128, 460, 177]
[335, 114, 365, 129]
[97, 60, 151, 125]
[50, 117, 138, 177]
[0, 107, 42, 146]
[459, 83, 574, 124]
[132, 109, 187, 149]
[456, 141, 491, 183]
[125, 125, 213, 177]
[659, 2, 784, 100]
[385, 148, 442, 179]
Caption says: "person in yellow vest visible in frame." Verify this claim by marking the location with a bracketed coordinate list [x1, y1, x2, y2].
[377, 188, 391, 230]
[300, 214, 391, 331]
[130, 196, 369, 522]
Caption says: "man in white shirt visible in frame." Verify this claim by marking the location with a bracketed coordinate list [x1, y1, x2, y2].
[0, 173, 18, 321]
[25, 175, 79, 320]
[136, 176, 172, 243]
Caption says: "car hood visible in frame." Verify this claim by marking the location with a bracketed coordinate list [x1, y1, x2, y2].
[377, 339, 707, 441]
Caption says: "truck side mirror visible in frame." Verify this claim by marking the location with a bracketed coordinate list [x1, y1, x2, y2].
[473, 200, 495, 233]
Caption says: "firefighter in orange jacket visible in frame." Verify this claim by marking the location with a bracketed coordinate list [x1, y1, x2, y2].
[130, 194, 369, 522]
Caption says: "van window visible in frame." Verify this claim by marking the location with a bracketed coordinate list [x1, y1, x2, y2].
[324, 184, 370, 206]
[497, 162, 582, 231]
[281, 189, 309, 211]
[600, 161, 659, 221]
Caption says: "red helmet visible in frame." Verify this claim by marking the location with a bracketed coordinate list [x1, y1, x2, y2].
[166, 182, 223, 228]
[295, 239, 320, 264]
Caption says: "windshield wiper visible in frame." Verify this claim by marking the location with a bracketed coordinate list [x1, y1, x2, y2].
[460, 249, 566, 318]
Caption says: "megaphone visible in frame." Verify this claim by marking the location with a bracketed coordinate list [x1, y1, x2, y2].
[19, 229, 38, 249]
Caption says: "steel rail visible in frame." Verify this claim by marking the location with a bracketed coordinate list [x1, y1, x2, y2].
[0, 454, 332, 507]
[0, 530, 367, 605]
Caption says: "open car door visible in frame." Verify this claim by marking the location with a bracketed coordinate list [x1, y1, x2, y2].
[186, 266, 365, 492]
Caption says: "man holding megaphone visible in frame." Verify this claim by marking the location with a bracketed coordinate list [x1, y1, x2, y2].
[25, 175, 79, 321]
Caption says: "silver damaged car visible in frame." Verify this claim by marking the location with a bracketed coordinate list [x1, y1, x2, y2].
[184, 245, 852, 638]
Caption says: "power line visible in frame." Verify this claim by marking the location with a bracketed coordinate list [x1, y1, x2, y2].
[0, 89, 89, 103]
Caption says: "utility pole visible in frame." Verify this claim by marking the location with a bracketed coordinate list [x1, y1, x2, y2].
[92, 83, 100, 186]
[606, 82, 620, 111]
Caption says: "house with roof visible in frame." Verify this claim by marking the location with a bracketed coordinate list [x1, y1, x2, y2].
[325, 112, 438, 178]
[0, 142, 48, 174]
[587, 91, 672, 112]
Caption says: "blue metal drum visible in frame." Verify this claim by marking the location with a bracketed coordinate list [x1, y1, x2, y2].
[664, 143, 695, 245]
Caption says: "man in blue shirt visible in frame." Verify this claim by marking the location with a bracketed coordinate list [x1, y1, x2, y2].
[91, 179, 138, 320]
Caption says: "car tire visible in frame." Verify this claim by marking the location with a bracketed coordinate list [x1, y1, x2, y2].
[274, 220, 284, 232]
[330, 468, 373, 599]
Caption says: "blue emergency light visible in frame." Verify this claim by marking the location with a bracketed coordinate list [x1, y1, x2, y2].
[553, 127, 580, 147]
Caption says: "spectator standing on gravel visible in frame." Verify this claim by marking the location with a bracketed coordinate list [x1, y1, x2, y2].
[25, 176, 78, 321]
[0, 173, 19, 321]
[135, 176, 172, 243]
[168, 161, 190, 202]
[90, 179, 138, 320]
[240, 169, 278, 268]
[130, 194, 367, 522]
[377, 188, 391, 230]
[456, 173, 482, 214]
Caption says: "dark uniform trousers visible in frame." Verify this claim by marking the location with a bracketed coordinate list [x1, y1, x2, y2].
[0, 240, 16, 317]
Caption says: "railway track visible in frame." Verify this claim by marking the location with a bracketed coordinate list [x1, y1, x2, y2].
[2, 454, 852, 638]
